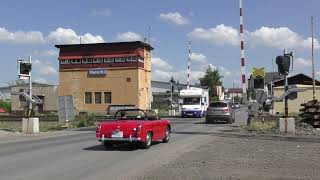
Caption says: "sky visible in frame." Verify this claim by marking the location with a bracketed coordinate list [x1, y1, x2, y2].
[0, 0, 320, 88]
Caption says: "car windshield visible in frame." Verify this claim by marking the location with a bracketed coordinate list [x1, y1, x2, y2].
[115, 109, 146, 120]
[210, 102, 228, 107]
[183, 97, 200, 105]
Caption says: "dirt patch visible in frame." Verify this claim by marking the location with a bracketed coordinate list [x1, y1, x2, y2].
[138, 136, 320, 180]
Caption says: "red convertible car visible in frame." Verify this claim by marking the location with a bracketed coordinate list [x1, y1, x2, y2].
[96, 109, 171, 149]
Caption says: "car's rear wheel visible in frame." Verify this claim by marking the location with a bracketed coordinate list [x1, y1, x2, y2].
[142, 132, 152, 149]
[162, 127, 170, 143]
[103, 142, 113, 149]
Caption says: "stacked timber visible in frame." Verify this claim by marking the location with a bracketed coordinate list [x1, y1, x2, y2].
[300, 100, 320, 126]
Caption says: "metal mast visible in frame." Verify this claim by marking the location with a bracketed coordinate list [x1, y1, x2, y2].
[311, 16, 316, 100]
[239, 0, 247, 100]
[187, 41, 191, 89]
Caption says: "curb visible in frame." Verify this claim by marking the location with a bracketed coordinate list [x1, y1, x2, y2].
[172, 130, 320, 143]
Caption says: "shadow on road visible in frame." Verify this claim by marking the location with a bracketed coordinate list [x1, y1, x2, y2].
[172, 131, 320, 143]
[83, 142, 162, 152]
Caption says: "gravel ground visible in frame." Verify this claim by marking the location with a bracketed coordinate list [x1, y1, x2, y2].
[138, 136, 320, 180]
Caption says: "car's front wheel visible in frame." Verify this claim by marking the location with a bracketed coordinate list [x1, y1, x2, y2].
[142, 132, 152, 149]
[162, 127, 170, 143]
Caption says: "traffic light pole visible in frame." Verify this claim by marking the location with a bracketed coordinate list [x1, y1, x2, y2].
[284, 74, 288, 117]
[28, 56, 32, 111]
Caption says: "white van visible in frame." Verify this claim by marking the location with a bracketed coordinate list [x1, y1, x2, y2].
[179, 87, 209, 117]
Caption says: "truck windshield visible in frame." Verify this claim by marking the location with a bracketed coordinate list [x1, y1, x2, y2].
[183, 97, 200, 105]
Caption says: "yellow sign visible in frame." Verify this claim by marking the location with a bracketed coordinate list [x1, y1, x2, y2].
[252, 67, 266, 79]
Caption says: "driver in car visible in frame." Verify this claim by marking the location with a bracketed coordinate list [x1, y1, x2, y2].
[120, 111, 127, 119]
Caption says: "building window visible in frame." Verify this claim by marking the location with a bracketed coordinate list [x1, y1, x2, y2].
[82, 59, 92, 64]
[85, 92, 92, 104]
[104, 92, 112, 104]
[104, 58, 114, 63]
[60, 60, 70, 64]
[126, 57, 132, 62]
[138, 57, 144, 63]
[132, 57, 137, 62]
[115, 57, 125, 63]
[19, 93, 27, 108]
[71, 59, 81, 64]
[95, 92, 102, 104]
[93, 58, 103, 63]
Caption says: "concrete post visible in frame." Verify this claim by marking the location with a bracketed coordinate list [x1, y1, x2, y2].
[22, 118, 39, 133]
[279, 118, 295, 134]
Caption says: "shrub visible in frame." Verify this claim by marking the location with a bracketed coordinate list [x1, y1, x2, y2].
[72, 113, 96, 128]
[0, 100, 11, 112]
[242, 120, 278, 132]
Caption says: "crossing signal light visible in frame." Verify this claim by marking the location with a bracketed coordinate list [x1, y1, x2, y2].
[19, 61, 32, 77]
[276, 55, 291, 75]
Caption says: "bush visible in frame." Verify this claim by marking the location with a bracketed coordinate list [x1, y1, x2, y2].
[72, 113, 96, 128]
[211, 96, 220, 102]
[0, 100, 11, 112]
[242, 120, 278, 132]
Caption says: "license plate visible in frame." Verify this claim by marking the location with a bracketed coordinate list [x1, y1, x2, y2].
[111, 130, 123, 138]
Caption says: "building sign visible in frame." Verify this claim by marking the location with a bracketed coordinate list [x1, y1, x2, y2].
[88, 68, 107, 76]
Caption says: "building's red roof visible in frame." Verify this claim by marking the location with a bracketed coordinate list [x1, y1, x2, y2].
[0, 108, 6, 113]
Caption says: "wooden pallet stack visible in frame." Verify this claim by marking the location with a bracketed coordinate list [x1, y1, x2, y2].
[300, 99, 320, 126]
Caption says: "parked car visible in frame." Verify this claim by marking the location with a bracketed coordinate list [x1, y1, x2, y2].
[234, 102, 240, 109]
[96, 109, 171, 149]
[0, 108, 6, 113]
[205, 101, 234, 124]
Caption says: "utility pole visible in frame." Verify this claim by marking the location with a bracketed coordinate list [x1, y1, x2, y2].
[232, 81, 235, 103]
[311, 16, 316, 100]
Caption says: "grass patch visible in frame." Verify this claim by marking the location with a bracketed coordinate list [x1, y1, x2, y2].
[70, 114, 96, 128]
[241, 120, 278, 133]
[0, 122, 21, 132]
[40, 123, 67, 132]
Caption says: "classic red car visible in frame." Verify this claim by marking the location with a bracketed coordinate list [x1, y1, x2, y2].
[96, 109, 171, 149]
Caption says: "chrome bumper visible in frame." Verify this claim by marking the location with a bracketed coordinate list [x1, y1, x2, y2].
[97, 134, 141, 142]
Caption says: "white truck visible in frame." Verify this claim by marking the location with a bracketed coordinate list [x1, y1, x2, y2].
[179, 87, 209, 118]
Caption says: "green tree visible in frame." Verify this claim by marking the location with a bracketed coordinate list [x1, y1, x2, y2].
[250, 89, 256, 100]
[199, 66, 223, 98]
[234, 95, 241, 103]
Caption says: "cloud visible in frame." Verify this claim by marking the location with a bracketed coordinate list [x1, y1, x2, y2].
[159, 12, 189, 26]
[152, 69, 204, 83]
[46, 27, 105, 44]
[190, 52, 207, 63]
[32, 50, 58, 57]
[295, 57, 312, 68]
[33, 60, 58, 76]
[218, 66, 232, 77]
[188, 25, 320, 50]
[188, 24, 239, 46]
[0, 27, 105, 45]
[0, 27, 45, 44]
[151, 57, 173, 70]
[249, 26, 320, 50]
[34, 78, 48, 84]
[116, 31, 143, 41]
[90, 8, 112, 16]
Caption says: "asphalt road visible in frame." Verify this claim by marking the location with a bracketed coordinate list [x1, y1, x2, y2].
[0, 114, 247, 180]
